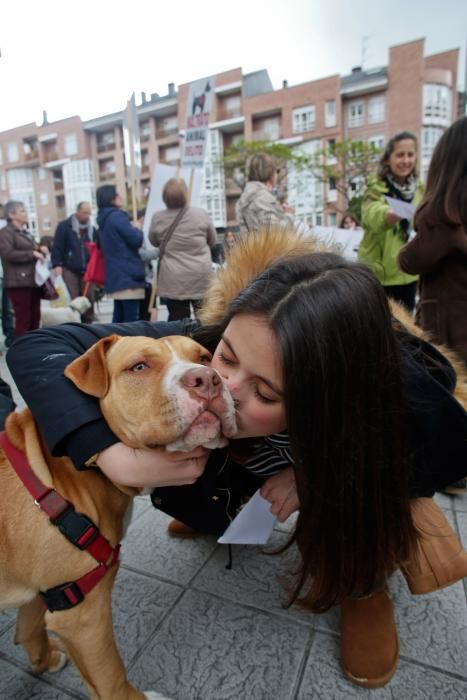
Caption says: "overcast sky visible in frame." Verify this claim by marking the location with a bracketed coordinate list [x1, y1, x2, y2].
[0, 0, 465, 132]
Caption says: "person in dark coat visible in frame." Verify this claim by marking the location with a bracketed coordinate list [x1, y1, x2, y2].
[51, 202, 98, 322]
[0, 201, 49, 336]
[398, 116, 467, 365]
[96, 186, 145, 323]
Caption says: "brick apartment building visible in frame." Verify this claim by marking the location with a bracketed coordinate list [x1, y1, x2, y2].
[0, 37, 462, 238]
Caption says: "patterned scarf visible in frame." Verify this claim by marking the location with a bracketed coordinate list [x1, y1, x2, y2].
[385, 173, 417, 242]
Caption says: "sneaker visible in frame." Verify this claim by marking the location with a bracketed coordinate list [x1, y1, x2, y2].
[442, 478, 467, 495]
[167, 519, 202, 538]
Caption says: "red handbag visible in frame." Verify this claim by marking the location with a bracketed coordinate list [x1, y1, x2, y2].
[84, 242, 105, 287]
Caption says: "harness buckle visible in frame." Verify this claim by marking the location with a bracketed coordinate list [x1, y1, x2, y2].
[40, 581, 84, 612]
[51, 506, 99, 550]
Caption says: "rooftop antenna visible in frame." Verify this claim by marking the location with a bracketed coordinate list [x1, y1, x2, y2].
[361, 35, 373, 70]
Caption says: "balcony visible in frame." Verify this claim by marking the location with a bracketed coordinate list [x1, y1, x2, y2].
[252, 128, 282, 142]
[43, 150, 60, 164]
[216, 107, 242, 122]
[99, 171, 116, 181]
[54, 180, 64, 192]
[97, 141, 116, 153]
[156, 126, 179, 139]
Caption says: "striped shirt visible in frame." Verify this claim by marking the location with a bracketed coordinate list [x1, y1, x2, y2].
[243, 432, 294, 477]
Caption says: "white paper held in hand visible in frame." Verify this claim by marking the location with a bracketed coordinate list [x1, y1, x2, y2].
[384, 196, 416, 221]
[218, 489, 277, 545]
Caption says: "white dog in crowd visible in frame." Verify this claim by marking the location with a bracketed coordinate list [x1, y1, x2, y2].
[40, 296, 92, 327]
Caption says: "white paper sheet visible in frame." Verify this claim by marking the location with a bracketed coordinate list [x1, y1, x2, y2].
[217, 489, 277, 545]
[385, 196, 416, 221]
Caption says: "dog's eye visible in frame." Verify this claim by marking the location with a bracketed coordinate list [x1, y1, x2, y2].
[129, 362, 148, 372]
[199, 353, 211, 364]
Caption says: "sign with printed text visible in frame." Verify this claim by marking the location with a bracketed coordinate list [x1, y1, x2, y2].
[181, 76, 215, 169]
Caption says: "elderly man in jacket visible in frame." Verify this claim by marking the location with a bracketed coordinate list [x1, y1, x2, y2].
[51, 202, 97, 322]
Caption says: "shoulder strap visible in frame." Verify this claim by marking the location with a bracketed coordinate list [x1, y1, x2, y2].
[159, 207, 187, 260]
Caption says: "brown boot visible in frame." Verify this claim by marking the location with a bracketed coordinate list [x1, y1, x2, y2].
[402, 497, 467, 594]
[341, 590, 399, 689]
[167, 519, 202, 538]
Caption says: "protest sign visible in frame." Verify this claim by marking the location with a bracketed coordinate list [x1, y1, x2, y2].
[181, 76, 215, 169]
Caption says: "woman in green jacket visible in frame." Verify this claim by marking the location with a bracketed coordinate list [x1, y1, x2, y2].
[359, 131, 423, 312]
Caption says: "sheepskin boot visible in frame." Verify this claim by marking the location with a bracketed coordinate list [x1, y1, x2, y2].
[340, 590, 399, 689]
[167, 519, 202, 538]
[402, 497, 467, 594]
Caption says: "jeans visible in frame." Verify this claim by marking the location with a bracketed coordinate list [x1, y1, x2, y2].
[165, 298, 202, 322]
[112, 299, 140, 323]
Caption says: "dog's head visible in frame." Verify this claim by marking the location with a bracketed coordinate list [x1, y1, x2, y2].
[69, 296, 92, 314]
[64, 335, 237, 452]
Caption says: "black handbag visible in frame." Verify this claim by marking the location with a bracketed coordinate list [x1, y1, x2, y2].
[40, 277, 59, 301]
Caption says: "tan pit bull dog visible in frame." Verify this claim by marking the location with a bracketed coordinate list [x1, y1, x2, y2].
[0, 334, 237, 700]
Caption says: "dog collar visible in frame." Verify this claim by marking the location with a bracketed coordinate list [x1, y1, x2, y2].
[0, 431, 120, 612]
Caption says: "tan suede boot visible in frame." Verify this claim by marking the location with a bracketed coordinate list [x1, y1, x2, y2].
[402, 498, 467, 594]
[167, 519, 202, 538]
[340, 590, 399, 689]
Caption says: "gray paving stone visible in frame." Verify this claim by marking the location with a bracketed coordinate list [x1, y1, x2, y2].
[121, 507, 218, 584]
[452, 492, 467, 513]
[390, 571, 467, 676]
[192, 529, 340, 634]
[0, 656, 81, 699]
[0, 607, 15, 635]
[0, 567, 183, 699]
[297, 632, 467, 699]
[129, 589, 311, 700]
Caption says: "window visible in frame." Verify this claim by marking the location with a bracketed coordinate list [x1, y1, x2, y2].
[329, 177, 337, 190]
[140, 121, 151, 141]
[0, 148, 2, 166]
[423, 84, 452, 125]
[292, 106, 316, 134]
[328, 212, 337, 226]
[165, 145, 180, 161]
[64, 133, 78, 156]
[39, 192, 48, 205]
[422, 126, 444, 160]
[38, 167, 46, 180]
[43, 218, 51, 231]
[7, 143, 19, 162]
[0, 173, 6, 191]
[347, 101, 364, 128]
[368, 135, 385, 151]
[368, 96, 385, 124]
[325, 100, 337, 128]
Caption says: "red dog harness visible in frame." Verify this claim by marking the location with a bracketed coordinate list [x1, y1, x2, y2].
[0, 431, 120, 612]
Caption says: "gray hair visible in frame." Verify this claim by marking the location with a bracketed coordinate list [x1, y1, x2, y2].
[4, 200, 25, 221]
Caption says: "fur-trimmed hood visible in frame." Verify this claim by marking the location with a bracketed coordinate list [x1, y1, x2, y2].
[198, 227, 333, 326]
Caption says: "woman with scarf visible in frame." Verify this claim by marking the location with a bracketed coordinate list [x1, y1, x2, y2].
[358, 132, 423, 312]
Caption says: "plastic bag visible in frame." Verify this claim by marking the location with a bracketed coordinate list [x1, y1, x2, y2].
[34, 258, 50, 286]
[50, 274, 72, 308]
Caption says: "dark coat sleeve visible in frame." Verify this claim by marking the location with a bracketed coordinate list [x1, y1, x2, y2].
[6, 319, 192, 468]
[51, 221, 67, 268]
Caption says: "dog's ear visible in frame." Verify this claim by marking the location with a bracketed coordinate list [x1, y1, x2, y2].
[64, 335, 120, 398]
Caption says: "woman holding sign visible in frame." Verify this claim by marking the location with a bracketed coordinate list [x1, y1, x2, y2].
[358, 132, 423, 312]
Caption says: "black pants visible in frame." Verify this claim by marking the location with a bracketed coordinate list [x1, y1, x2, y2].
[384, 281, 417, 313]
[166, 298, 203, 322]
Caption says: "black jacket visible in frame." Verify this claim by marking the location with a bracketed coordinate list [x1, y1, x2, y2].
[6, 320, 467, 535]
[51, 216, 97, 274]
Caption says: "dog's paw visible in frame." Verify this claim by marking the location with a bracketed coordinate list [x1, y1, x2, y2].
[144, 692, 174, 700]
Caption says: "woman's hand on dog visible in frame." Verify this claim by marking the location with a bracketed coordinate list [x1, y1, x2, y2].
[96, 442, 210, 487]
[260, 466, 300, 522]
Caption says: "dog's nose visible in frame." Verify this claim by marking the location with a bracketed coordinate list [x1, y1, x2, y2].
[181, 367, 221, 399]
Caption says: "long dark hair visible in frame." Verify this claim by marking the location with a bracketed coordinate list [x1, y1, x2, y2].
[96, 185, 117, 209]
[196, 253, 418, 612]
[416, 116, 467, 228]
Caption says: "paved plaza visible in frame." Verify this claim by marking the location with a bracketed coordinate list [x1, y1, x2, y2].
[1, 299, 467, 699]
